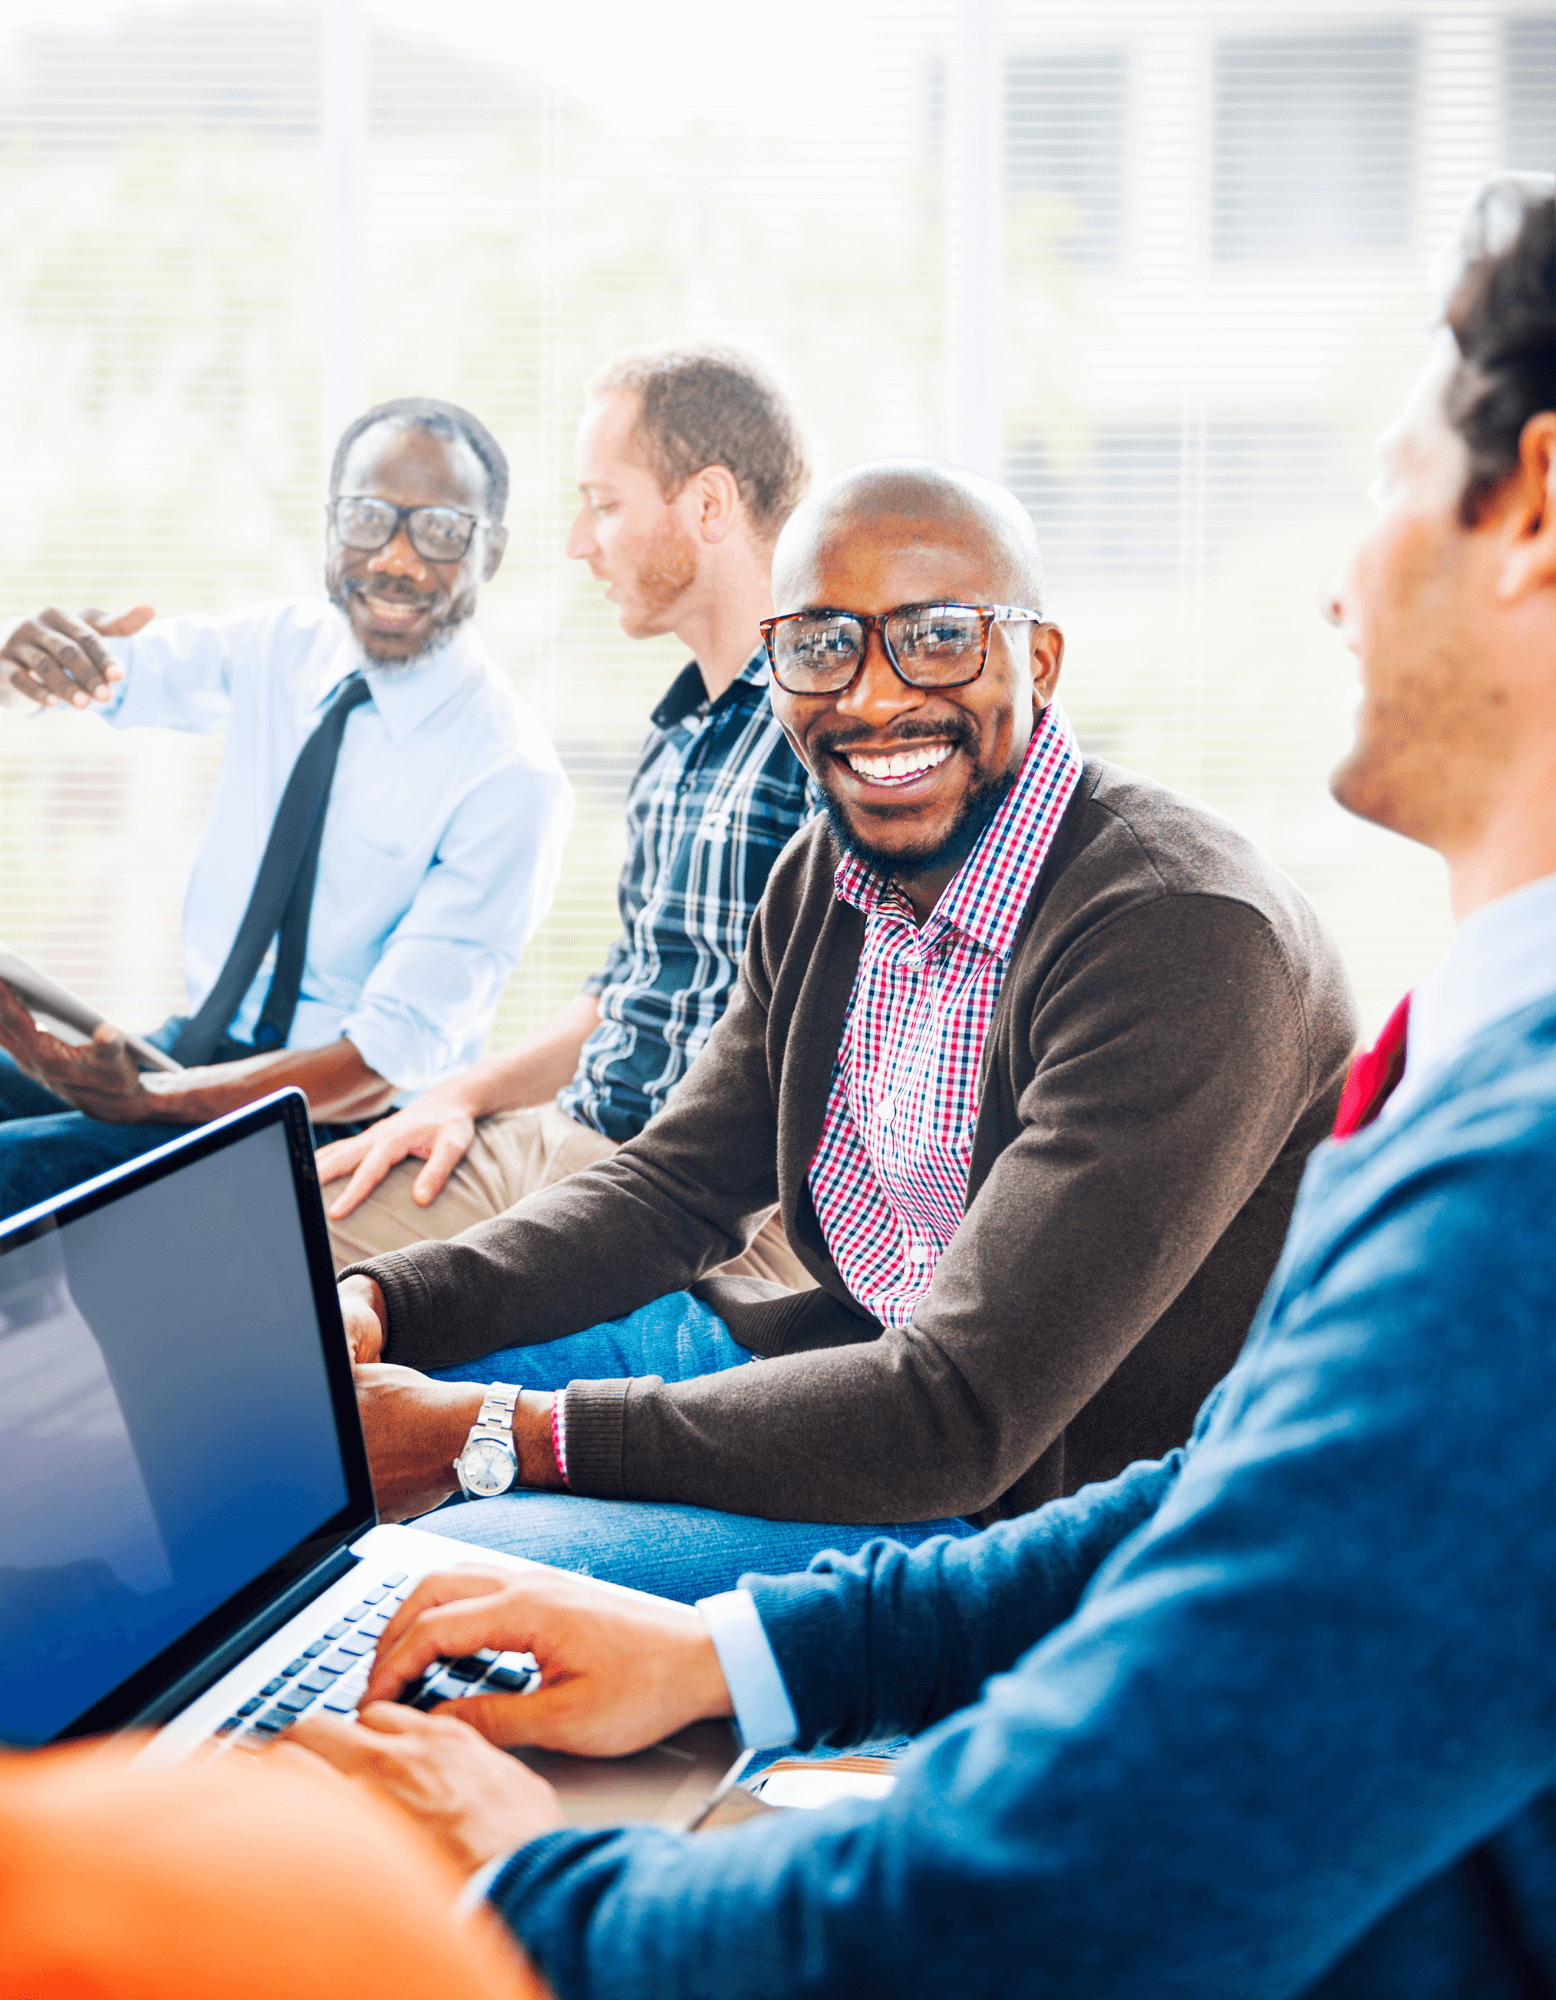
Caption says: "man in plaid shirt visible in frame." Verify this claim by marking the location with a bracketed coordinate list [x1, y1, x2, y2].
[320, 348, 815, 1289]
[339, 460, 1358, 1605]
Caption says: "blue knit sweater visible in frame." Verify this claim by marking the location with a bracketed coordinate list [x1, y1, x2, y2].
[491, 995, 1556, 1999]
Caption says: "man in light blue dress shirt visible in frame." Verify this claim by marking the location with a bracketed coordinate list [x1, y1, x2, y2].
[0, 397, 572, 1220]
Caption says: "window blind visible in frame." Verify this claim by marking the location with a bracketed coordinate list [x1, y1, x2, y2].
[0, 0, 1537, 1062]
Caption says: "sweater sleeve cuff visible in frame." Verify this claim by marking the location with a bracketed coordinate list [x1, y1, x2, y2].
[741, 1568, 874, 1750]
[696, 1589, 799, 1751]
[554, 1378, 636, 1498]
[337, 1251, 434, 1367]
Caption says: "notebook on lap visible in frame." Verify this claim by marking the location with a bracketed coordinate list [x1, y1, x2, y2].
[0, 1089, 736, 1825]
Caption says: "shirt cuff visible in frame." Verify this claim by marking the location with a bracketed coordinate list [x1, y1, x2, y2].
[459, 1850, 514, 1916]
[696, 1588, 798, 1752]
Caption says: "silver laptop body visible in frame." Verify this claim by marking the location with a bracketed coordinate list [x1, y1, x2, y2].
[0, 1088, 737, 1822]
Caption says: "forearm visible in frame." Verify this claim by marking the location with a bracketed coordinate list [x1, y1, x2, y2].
[356, 977, 784, 1372]
[361, 1152, 765, 1371]
[141, 1038, 394, 1125]
[746, 1451, 1184, 1749]
[453, 994, 601, 1118]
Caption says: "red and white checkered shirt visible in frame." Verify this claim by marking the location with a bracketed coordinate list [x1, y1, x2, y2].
[808, 704, 1083, 1330]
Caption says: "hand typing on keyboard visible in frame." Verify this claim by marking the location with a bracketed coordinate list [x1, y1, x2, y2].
[279, 1561, 737, 1872]
[356, 1560, 729, 1758]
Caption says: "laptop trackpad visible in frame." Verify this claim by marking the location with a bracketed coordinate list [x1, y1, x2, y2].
[511, 1719, 739, 1828]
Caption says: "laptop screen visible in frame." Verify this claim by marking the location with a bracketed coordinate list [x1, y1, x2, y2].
[0, 1111, 361, 1747]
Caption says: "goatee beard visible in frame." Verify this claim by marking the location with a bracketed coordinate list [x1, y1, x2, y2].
[821, 761, 1017, 885]
[330, 581, 472, 673]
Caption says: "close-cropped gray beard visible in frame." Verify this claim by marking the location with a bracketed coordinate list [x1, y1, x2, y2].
[329, 580, 473, 674]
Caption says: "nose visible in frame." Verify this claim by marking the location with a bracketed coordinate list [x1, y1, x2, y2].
[1320, 566, 1347, 629]
[365, 522, 433, 583]
[566, 505, 598, 562]
[833, 625, 925, 728]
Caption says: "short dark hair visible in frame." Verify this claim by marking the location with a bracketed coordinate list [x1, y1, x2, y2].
[1444, 187, 1556, 524]
[329, 397, 510, 526]
[586, 345, 809, 540]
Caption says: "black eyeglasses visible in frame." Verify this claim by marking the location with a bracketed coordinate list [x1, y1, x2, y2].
[760, 603, 1043, 696]
[327, 496, 488, 565]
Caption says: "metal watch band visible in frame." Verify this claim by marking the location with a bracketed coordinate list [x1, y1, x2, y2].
[454, 1381, 521, 1500]
[470, 1381, 519, 1445]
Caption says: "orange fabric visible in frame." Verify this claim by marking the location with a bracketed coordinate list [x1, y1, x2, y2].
[0, 1740, 548, 2000]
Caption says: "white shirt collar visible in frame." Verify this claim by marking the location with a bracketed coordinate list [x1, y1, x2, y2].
[312, 615, 492, 746]
[1385, 870, 1556, 1122]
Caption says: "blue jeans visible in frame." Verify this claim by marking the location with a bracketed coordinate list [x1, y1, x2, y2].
[0, 1021, 366, 1222]
[422, 1291, 978, 1604]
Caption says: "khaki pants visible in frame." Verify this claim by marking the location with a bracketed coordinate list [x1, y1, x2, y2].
[324, 1097, 813, 1292]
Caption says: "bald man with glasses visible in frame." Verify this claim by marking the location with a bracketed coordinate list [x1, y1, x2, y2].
[0, 396, 572, 1221]
[339, 458, 1358, 1607]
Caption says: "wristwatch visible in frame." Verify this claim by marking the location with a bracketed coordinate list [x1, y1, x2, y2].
[453, 1382, 521, 1499]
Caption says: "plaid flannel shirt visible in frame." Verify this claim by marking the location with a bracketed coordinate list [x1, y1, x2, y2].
[558, 650, 813, 1141]
[808, 703, 1083, 1329]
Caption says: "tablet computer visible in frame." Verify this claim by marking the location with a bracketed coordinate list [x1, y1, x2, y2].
[0, 943, 181, 1073]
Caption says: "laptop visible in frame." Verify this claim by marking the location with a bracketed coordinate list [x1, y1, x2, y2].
[0, 1088, 737, 1826]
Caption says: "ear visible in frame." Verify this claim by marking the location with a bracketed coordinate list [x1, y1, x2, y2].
[481, 525, 509, 583]
[1495, 413, 1556, 603]
[1030, 621, 1065, 706]
[687, 463, 743, 546]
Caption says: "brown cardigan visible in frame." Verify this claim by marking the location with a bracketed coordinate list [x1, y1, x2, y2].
[357, 761, 1358, 1525]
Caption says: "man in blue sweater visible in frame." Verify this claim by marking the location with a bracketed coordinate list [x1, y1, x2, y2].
[285, 175, 1556, 1998]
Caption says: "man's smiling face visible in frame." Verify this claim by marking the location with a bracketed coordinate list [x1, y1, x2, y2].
[326, 421, 504, 667]
[769, 505, 1063, 902]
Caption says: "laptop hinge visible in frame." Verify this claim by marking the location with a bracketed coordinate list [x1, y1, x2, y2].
[125, 1543, 364, 1730]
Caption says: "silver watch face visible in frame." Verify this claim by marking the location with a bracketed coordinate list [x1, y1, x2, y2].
[460, 1436, 517, 1498]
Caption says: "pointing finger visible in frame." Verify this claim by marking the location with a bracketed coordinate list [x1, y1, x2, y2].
[82, 603, 154, 640]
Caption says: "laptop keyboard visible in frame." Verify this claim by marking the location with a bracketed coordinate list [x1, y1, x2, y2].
[208, 1568, 540, 1747]
[211, 1569, 412, 1743]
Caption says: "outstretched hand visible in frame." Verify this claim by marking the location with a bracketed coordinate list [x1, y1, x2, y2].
[361, 1563, 734, 1759]
[0, 979, 153, 1122]
[0, 604, 153, 711]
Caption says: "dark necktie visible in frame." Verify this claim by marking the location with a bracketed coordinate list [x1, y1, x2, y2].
[1331, 992, 1411, 1139]
[171, 673, 374, 1066]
